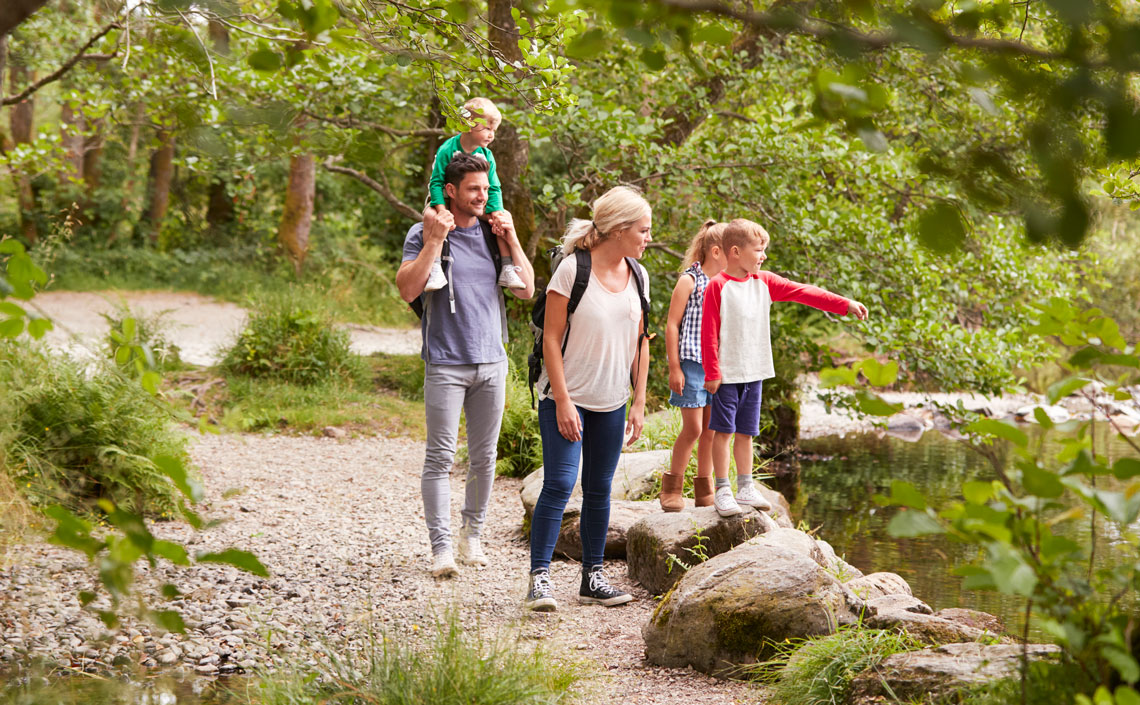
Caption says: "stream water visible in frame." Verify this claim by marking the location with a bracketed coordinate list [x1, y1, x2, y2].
[780, 424, 1140, 634]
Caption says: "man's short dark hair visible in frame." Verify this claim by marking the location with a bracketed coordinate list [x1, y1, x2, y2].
[443, 152, 490, 189]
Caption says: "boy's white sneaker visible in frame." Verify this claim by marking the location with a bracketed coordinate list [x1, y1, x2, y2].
[425, 260, 447, 292]
[498, 264, 526, 290]
[456, 528, 488, 568]
[735, 484, 772, 511]
[714, 487, 743, 517]
[431, 550, 459, 579]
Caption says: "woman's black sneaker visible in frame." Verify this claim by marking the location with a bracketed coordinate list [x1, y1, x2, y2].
[525, 569, 557, 612]
[578, 566, 633, 606]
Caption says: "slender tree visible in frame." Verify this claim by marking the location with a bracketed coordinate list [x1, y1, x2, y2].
[278, 120, 315, 276]
[8, 42, 37, 244]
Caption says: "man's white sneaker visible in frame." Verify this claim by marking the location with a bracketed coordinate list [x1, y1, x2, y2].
[714, 486, 743, 517]
[456, 528, 488, 568]
[431, 550, 459, 579]
[735, 484, 773, 511]
[497, 264, 526, 290]
[425, 260, 447, 292]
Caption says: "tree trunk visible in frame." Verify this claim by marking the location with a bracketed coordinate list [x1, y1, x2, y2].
[139, 128, 175, 243]
[204, 18, 234, 235]
[278, 150, 315, 277]
[422, 93, 443, 189]
[60, 96, 86, 184]
[486, 0, 537, 256]
[8, 54, 37, 244]
[0, 0, 51, 38]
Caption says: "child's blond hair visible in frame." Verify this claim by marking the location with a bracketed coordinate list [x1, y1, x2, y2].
[562, 186, 651, 254]
[681, 220, 726, 270]
[722, 218, 770, 252]
[461, 97, 501, 129]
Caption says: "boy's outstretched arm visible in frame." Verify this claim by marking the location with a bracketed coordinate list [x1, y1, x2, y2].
[762, 272, 867, 319]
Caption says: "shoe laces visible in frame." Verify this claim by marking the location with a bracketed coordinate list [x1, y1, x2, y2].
[587, 568, 613, 594]
[532, 571, 552, 597]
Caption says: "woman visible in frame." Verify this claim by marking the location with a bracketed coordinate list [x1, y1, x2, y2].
[526, 186, 653, 612]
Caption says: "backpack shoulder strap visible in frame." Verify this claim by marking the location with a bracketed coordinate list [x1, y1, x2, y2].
[479, 219, 502, 274]
[566, 250, 592, 315]
[625, 257, 650, 313]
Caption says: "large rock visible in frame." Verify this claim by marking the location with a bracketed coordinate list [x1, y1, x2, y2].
[743, 528, 827, 567]
[520, 449, 671, 519]
[849, 643, 1061, 704]
[757, 486, 795, 529]
[846, 572, 912, 600]
[626, 507, 774, 595]
[935, 608, 1005, 634]
[863, 606, 991, 644]
[643, 540, 864, 677]
[550, 499, 660, 561]
[816, 539, 864, 582]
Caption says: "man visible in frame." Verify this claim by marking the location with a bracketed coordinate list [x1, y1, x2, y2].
[397, 152, 535, 578]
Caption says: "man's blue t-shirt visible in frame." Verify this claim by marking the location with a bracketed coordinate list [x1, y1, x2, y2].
[402, 221, 507, 365]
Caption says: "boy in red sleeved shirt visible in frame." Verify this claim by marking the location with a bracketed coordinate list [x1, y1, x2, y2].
[701, 218, 869, 517]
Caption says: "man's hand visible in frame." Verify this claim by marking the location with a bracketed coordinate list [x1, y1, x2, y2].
[847, 300, 869, 321]
[704, 378, 721, 395]
[489, 209, 516, 242]
[423, 205, 454, 249]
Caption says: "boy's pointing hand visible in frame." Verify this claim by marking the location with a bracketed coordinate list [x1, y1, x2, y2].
[847, 300, 868, 321]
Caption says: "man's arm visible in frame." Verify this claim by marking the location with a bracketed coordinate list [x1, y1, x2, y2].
[396, 207, 453, 302]
[491, 209, 535, 299]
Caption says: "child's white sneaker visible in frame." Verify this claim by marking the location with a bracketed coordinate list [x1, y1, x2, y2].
[498, 264, 526, 290]
[431, 550, 459, 579]
[425, 260, 447, 292]
[714, 487, 742, 517]
[735, 484, 772, 511]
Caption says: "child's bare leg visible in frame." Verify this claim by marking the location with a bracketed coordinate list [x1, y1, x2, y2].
[733, 433, 754, 487]
[711, 431, 733, 481]
[696, 406, 714, 478]
[670, 407, 703, 477]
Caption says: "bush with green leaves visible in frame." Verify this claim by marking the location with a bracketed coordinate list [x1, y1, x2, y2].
[221, 293, 366, 386]
[495, 367, 543, 478]
[3, 342, 189, 517]
[824, 298, 1140, 705]
[100, 300, 182, 374]
[248, 610, 580, 705]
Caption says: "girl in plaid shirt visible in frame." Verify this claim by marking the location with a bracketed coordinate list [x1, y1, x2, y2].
[659, 220, 727, 512]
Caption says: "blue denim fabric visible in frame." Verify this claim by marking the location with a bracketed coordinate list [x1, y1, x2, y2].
[530, 398, 627, 572]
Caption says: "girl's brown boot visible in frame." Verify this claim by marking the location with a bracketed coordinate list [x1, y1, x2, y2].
[693, 475, 715, 507]
[659, 472, 685, 512]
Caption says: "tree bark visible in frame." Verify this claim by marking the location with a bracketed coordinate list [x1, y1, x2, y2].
[139, 129, 175, 243]
[8, 52, 37, 244]
[279, 148, 315, 277]
[486, 0, 537, 257]
[205, 18, 234, 234]
[0, 0, 51, 38]
[60, 95, 86, 183]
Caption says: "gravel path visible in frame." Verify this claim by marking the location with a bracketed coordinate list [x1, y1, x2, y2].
[32, 291, 421, 365]
[0, 432, 757, 704]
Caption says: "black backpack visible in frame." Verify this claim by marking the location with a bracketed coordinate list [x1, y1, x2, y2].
[409, 219, 502, 319]
[526, 248, 650, 407]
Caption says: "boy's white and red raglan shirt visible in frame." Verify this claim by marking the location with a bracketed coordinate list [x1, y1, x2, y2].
[701, 271, 850, 384]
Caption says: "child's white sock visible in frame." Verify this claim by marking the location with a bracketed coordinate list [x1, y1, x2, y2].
[737, 474, 753, 489]
[715, 477, 731, 489]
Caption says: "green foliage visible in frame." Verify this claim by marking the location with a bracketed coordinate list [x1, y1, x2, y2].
[246, 610, 580, 705]
[0, 239, 52, 340]
[100, 301, 183, 379]
[495, 367, 542, 478]
[370, 353, 425, 400]
[2, 343, 190, 517]
[845, 300, 1140, 700]
[221, 293, 367, 386]
[748, 627, 923, 705]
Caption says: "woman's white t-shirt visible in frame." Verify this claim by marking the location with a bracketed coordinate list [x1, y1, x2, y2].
[537, 253, 649, 412]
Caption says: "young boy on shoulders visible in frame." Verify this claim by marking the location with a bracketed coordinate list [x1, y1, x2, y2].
[424, 97, 525, 292]
[701, 218, 868, 517]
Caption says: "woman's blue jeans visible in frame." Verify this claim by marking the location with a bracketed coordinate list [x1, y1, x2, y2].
[530, 398, 626, 572]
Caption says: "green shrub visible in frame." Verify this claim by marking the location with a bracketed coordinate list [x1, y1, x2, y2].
[370, 353, 425, 399]
[495, 367, 542, 478]
[1, 342, 191, 517]
[100, 300, 183, 373]
[221, 293, 366, 386]
[750, 627, 922, 705]
[247, 610, 581, 705]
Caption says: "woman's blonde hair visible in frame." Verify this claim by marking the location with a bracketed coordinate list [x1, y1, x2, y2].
[562, 186, 651, 255]
[681, 220, 726, 270]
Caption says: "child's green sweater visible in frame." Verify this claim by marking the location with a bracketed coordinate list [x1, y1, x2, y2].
[428, 134, 503, 213]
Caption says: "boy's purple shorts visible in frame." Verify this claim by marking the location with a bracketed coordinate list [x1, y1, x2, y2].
[708, 380, 764, 435]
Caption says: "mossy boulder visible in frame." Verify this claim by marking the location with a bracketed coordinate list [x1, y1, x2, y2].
[550, 499, 660, 561]
[626, 506, 775, 595]
[642, 539, 865, 677]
